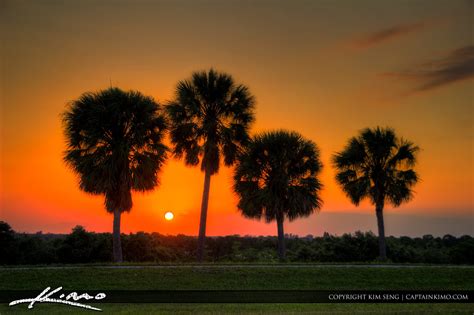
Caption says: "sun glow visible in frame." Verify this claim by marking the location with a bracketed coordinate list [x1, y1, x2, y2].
[164, 211, 174, 221]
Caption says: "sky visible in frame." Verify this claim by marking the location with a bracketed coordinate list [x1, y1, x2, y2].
[1, 0, 473, 237]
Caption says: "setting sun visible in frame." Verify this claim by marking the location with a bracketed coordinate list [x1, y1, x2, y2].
[164, 212, 174, 221]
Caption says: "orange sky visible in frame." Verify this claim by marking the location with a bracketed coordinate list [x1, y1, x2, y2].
[1, 0, 473, 236]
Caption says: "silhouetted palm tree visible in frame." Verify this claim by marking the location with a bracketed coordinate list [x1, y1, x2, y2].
[166, 69, 255, 262]
[233, 130, 323, 261]
[333, 127, 419, 260]
[63, 87, 168, 262]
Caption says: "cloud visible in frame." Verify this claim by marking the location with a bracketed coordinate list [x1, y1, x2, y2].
[350, 22, 427, 49]
[382, 46, 474, 93]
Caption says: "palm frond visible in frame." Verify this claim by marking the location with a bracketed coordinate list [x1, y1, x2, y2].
[387, 139, 419, 168]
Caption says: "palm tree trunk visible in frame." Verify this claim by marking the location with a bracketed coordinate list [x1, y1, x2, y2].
[197, 168, 212, 262]
[375, 201, 387, 260]
[276, 213, 286, 261]
[113, 209, 123, 263]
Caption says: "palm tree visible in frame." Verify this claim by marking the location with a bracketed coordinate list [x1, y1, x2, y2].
[63, 87, 168, 262]
[233, 130, 323, 261]
[166, 69, 255, 262]
[332, 127, 419, 260]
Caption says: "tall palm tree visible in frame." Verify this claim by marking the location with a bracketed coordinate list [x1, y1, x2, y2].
[333, 127, 419, 260]
[63, 87, 168, 262]
[166, 69, 255, 262]
[233, 130, 323, 261]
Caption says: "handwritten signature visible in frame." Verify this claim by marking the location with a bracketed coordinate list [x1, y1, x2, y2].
[9, 287, 106, 311]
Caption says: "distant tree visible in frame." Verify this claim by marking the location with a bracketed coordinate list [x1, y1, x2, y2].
[333, 127, 419, 260]
[450, 236, 474, 264]
[0, 221, 16, 264]
[58, 226, 93, 263]
[166, 69, 255, 261]
[442, 234, 457, 247]
[1, 219, 473, 265]
[0, 221, 14, 242]
[233, 130, 323, 260]
[63, 87, 168, 262]
[123, 232, 154, 262]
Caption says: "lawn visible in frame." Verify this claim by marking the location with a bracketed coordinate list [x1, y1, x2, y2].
[1, 265, 472, 314]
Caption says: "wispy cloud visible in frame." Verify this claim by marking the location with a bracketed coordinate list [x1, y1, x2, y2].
[382, 46, 474, 93]
[350, 22, 427, 49]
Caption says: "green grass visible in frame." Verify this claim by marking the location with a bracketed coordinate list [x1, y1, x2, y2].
[1, 303, 473, 314]
[1, 265, 472, 314]
[1, 265, 472, 290]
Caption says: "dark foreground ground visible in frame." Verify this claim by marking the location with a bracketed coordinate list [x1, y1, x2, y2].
[1, 265, 473, 314]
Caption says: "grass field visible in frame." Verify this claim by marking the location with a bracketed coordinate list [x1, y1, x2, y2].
[1, 265, 473, 314]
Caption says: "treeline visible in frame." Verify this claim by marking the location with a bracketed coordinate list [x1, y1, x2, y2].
[0, 221, 472, 265]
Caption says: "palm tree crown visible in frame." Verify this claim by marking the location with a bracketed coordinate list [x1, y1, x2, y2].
[166, 69, 255, 174]
[332, 127, 419, 259]
[233, 130, 323, 259]
[63, 87, 168, 261]
[333, 127, 419, 207]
